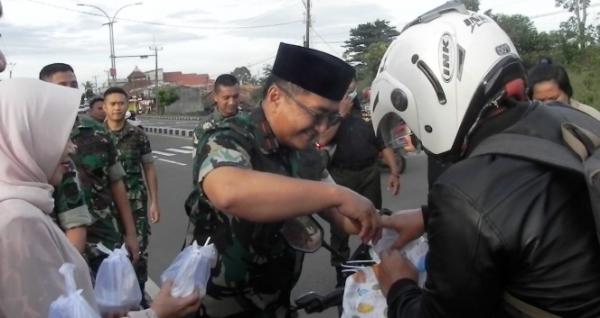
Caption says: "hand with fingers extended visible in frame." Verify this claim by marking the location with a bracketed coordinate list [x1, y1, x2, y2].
[332, 186, 381, 243]
[380, 208, 425, 249]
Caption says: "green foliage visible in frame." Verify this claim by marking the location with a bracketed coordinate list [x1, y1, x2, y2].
[157, 87, 179, 107]
[230, 66, 252, 85]
[460, 0, 480, 11]
[343, 19, 399, 66]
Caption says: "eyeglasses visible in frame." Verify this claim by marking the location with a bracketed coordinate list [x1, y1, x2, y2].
[276, 84, 343, 127]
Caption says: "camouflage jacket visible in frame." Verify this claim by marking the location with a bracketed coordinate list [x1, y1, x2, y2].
[186, 106, 326, 313]
[105, 121, 153, 207]
[71, 115, 125, 249]
[51, 159, 92, 231]
[191, 110, 227, 184]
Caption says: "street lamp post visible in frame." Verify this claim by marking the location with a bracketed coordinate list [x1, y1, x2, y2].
[77, 2, 142, 84]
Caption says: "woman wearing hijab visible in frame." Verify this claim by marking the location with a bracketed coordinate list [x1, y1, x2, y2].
[0, 78, 199, 318]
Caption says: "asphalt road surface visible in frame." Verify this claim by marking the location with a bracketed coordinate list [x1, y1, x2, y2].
[141, 117, 204, 130]
[146, 134, 428, 317]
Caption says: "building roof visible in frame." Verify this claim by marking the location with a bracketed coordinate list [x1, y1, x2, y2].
[163, 71, 211, 87]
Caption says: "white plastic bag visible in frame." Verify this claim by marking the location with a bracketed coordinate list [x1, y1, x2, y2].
[161, 240, 217, 298]
[93, 243, 142, 313]
[372, 229, 429, 286]
[48, 263, 100, 318]
[342, 266, 387, 318]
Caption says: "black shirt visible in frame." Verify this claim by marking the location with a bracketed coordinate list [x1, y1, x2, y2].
[330, 112, 385, 169]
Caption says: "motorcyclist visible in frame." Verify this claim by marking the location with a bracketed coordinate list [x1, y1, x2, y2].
[369, 2, 600, 317]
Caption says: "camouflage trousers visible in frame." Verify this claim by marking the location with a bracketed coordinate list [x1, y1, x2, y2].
[131, 199, 150, 286]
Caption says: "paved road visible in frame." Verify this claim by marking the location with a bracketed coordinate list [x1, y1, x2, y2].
[146, 134, 428, 317]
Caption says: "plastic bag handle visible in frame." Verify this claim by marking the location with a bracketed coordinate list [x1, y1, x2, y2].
[59, 263, 77, 295]
[96, 243, 113, 255]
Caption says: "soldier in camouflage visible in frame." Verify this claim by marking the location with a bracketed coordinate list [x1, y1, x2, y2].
[103, 86, 160, 305]
[50, 159, 92, 252]
[185, 43, 380, 317]
[40, 63, 140, 274]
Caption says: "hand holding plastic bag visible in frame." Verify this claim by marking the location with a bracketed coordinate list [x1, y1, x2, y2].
[161, 240, 217, 298]
[48, 263, 100, 318]
[94, 243, 142, 313]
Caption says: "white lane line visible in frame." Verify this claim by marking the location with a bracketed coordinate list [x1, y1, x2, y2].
[153, 150, 176, 157]
[156, 158, 188, 166]
[166, 148, 194, 154]
[181, 146, 194, 150]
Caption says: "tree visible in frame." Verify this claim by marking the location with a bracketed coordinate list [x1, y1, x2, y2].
[492, 14, 540, 55]
[157, 86, 179, 111]
[343, 19, 399, 66]
[363, 42, 390, 79]
[231, 66, 252, 85]
[80, 80, 95, 105]
[555, 0, 593, 49]
[460, 0, 480, 11]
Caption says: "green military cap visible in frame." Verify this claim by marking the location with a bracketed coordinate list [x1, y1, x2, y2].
[272, 42, 355, 101]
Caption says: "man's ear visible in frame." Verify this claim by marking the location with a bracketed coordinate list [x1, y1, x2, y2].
[266, 85, 282, 109]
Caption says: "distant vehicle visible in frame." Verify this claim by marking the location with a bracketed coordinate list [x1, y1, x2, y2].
[78, 104, 89, 113]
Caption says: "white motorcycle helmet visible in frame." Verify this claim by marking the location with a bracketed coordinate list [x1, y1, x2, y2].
[370, 1, 525, 161]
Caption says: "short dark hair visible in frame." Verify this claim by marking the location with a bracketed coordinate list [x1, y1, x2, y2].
[88, 96, 104, 107]
[103, 86, 128, 99]
[527, 64, 573, 99]
[39, 63, 74, 80]
[215, 74, 239, 92]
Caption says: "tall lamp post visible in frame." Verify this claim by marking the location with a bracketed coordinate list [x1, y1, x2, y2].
[77, 2, 142, 84]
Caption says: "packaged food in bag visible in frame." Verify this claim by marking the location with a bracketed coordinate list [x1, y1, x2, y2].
[48, 263, 100, 318]
[372, 230, 429, 286]
[160, 240, 217, 298]
[93, 243, 142, 313]
[342, 266, 387, 318]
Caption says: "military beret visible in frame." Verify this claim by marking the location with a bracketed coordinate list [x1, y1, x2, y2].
[272, 42, 355, 101]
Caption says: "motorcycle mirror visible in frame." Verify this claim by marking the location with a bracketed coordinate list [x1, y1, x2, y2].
[281, 215, 323, 253]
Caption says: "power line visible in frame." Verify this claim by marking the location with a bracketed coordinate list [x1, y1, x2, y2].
[310, 26, 341, 56]
[20, 0, 303, 30]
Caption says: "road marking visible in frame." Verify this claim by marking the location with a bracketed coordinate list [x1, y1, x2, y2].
[166, 148, 194, 154]
[155, 157, 188, 166]
[181, 146, 194, 150]
[152, 150, 176, 157]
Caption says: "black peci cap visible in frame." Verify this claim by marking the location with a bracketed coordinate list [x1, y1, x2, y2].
[272, 42, 355, 101]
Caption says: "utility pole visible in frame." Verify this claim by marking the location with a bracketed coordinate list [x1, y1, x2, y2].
[93, 75, 99, 94]
[8, 62, 15, 79]
[149, 44, 163, 114]
[303, 0, 311, 48]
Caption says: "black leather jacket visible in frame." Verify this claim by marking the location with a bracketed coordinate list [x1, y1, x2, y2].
[387, 104, 600, 317]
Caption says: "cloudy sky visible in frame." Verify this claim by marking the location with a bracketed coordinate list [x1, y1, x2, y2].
[1, 0, 599, 86]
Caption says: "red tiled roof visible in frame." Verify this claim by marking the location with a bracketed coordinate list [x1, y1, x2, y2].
[163, 72, 211, 87]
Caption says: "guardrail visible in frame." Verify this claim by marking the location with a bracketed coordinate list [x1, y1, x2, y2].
[143, 126, 194, 138]
[140, 115, 203, 121]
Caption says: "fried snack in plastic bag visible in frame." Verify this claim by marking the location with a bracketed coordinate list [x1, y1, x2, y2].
[93, 243, 142, 313]
[160, 240, 217, 298]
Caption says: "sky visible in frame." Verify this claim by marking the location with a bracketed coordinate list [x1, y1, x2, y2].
[1, 0, 599, 86]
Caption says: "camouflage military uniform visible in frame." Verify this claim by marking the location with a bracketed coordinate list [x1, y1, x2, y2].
[71, 115, 126, 273]
[186, 107, 331, 317]
[106, 121, 154, 287]
[50, 159, 93, 231]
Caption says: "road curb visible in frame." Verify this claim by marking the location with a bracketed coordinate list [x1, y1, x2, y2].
[144, 126, 194, 138]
